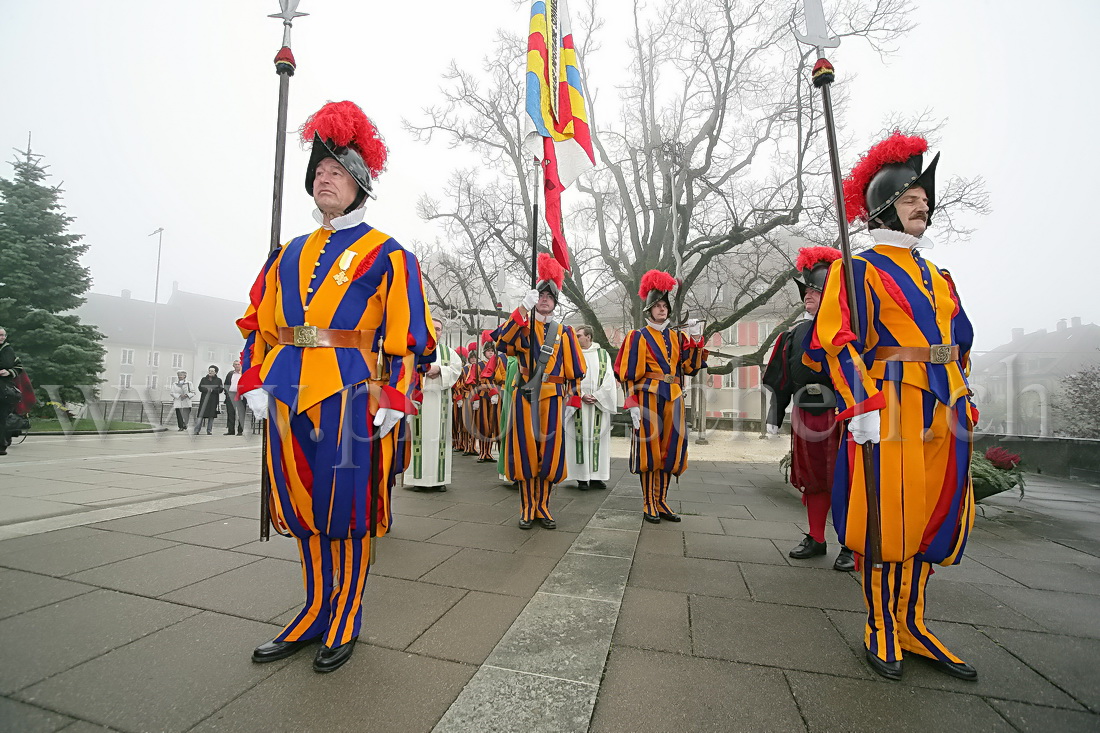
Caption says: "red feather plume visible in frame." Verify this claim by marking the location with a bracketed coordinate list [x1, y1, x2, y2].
[300, 101, 388, 178]
[455, 346, 467, 358]
[638, 270, 678, 300]
[842, 132, 928, 223]
[481, 329, 494, 344]
[537, 253, 565, 289]
[466, 342, 476, 354]
[795, 246, 842, 272]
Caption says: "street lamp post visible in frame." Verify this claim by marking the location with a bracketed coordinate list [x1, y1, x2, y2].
[148, 227, 164, 392]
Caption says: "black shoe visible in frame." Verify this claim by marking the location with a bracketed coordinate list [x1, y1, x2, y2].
[178, 427, 186, 432]
[576, 480, 589, 490]
[643, 513, 661, 524]
[926, 658, 978, 681]
[589, 480, 607, 490]
[313, 639, 356, 673]
[436, 485, 448, 493]
[519, 518, 533, 529]
[658, 512, 681, 522]
[833, 547, 856, 571]
[477, 457, 493, 463]
[865, 650, 902, 680]
[224, 431, 234, 435]
[0, 449, 6, 456]
[789, 534, 827, 559]
[509, 482, 520, 491]
[252, 637, 315, 663]
[538, 518, 557, 529]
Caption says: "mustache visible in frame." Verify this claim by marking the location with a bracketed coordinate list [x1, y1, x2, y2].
[909, 212, 927, 220]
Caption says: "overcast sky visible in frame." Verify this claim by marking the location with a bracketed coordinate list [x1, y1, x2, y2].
[2, 0, 1097, 353]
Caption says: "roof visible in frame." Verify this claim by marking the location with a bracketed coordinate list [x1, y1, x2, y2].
[72, 289, 248, 350]
[971, 321, 1100, 378]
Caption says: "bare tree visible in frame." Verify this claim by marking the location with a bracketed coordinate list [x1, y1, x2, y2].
[405, 0, 988, 375]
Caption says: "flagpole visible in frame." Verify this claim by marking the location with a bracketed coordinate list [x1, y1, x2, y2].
[796, 0, 882, 567]
[259, 0, 308, 541]
[530, 156, 541, 288]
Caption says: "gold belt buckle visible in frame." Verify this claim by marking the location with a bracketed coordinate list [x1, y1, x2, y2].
[664, 374, 675, 384]
[293, 325, 319, 348]
[929, 345, 952, 364]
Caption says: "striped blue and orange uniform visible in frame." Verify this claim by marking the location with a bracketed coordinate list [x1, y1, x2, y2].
[804, 241, 976, 665]
[237, 222, 435, 648]
[475, 354, 507, 460]
[496, 311, 584, 522]
[458, 360, 480, 454]
[614, 326, 707, 515]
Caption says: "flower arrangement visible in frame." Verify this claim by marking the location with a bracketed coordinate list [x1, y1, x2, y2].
[971, 446, 1025, 501]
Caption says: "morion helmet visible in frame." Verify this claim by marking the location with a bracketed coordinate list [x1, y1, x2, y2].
[301, 101, 388, 214]
[843, 132, 938, 233]
[794, 246, 842, 299]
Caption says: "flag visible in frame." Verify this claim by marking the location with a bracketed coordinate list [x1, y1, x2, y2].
[525, 0, 595, 274]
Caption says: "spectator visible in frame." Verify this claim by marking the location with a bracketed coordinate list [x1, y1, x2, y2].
[194, 365, 222, 435]
[0, 327, 26, 456]
[223, 359, 246, 436]
[169, 370, 195, 431]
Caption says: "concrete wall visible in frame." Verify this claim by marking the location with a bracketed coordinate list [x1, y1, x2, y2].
[974, 433, 1100, 484]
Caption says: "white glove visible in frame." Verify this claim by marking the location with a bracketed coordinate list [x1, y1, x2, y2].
[373, 407, 404, 438]
[490, 395, 499, 405]
[521, 289, 539, 311]
[563, 405, 577, 421]
[685, 319, 703, 337]
[849, 411, 881, 444]
[472, 400, 480, 411]
[243, 388, 270, 420]
[629, 406, 641, 430]
[766, 423, 779, 436]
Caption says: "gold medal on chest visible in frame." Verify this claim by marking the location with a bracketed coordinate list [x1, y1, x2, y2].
[332, 250, 357, 286]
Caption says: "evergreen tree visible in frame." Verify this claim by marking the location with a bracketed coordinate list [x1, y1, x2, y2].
[1057, 364, 1100, 439]
[0, 145, 105, 403]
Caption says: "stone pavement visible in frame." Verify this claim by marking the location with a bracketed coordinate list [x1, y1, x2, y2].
[0, 431, 1098, 732]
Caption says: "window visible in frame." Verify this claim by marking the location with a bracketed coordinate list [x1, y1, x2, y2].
[146, 375, 159, 390]
[147, 351, 160, 367]
[207, 350, 216, 361]
[121, 349, 134, 365]
[722, 370, 738, 389]
[172, 353, 184, 369]
[119, 374, 132, 389]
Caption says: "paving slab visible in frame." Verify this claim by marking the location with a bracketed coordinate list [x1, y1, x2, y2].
[0, 529, 178, 578]
[427, 521, 534, 552]
[0, 696, 75, 733]
[385, 514, 455, 541]
[433, 665, 596, 733]
[691, 596, 870, 678]
[717, 516, 807, 540]
[975, 556, 1100, 594]
[983, 628, 1100, 713]
[355, 575, 467, 650]
[740, 563, 865, 612]
[17, 612, 285, 733]
[569, 527, 638, 559]
[589, 647, 805, 733]
[160, 557, 302, 622]
[67, 544, 259, 597]
[988, 699, 1100, 733]
[86, 507, 225, 536]
[407, 591, 529, 664]
[629, 552, 750, 599]
[485, 592, 618, 685]
[517, 528, 581, 557]
[634, 527, 683, 556]
[0, 568, 96, 621]
[369, 536, 462, 580]
[685, 532, 789, 565]
[154, 516, 258, 549]
[611, 586, 691, 655]
[787, 670, 1013, 732]
[0, 590, 199, 694]
[420, 547, 559, 597]
[973, 585, 1100, 638]
[540, 552, 632, 603]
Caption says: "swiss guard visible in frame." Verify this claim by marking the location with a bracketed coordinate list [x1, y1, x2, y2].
[565, 324, 617, 490]
[406, 318, 462, 492]
[498, 254, 585, 529]
[805, 133, 978, 682]
[458, 343, 479, 456]
[451, 345, 469, 454]
[614, 271, 707, 522]
[474, 331, 506, 463]
[237, 101, 436, 673]
[763, 247, 854, 571]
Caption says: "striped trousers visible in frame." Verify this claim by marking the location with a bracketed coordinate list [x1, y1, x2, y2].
[519, 477, 555, 522]
[640, 470, 673, 516]
[863, 556, 963, 664]
[275, 534, 371, 649]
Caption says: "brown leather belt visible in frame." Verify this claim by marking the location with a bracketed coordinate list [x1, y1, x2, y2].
[277, 326, 375, 349]
[643, 371, 681, 385]
[877, 345, 959, 364]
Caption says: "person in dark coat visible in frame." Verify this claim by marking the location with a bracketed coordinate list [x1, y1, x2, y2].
[194, 365, 223, 435]
[223, 359, 246, 435]
[0, 327, 25, 456]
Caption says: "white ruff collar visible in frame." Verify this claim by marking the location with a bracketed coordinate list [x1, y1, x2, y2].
[870, 229, 933, 251]
[313, 203, 367, 231]
[646, 319, 669, 331]
[534, 310, 553, 323]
